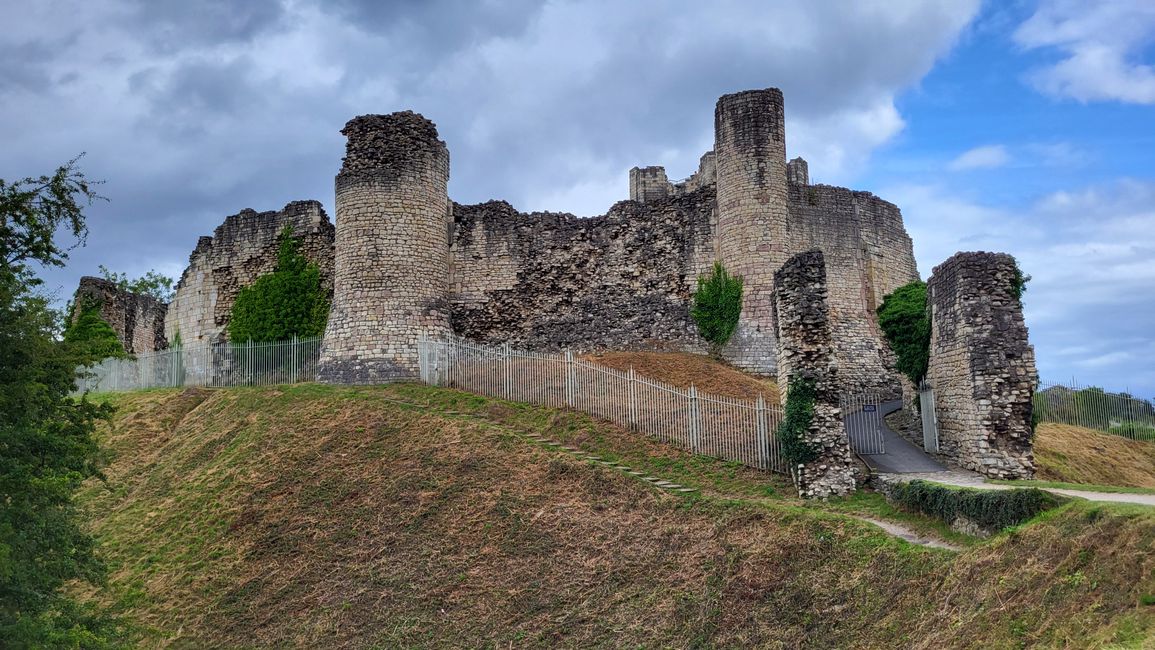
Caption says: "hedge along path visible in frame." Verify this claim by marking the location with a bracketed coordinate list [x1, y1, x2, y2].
[889, 471, 1155, 507]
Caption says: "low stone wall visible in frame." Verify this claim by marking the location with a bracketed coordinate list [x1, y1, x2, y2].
[772, 250, 857, 498]
[926, 252, 1036, 479]
[72, 276, 168, 354]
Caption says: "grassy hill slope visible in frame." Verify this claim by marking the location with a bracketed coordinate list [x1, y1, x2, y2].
[1036, 422, 1155, 488]
[80, 385, 1155, 648]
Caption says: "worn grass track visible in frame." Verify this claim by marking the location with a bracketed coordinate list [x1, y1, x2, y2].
[78, 384, 1155, 648]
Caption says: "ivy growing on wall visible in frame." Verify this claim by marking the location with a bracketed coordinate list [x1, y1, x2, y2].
[777, 376, 821, 466]
[876, 280, 930, 386]
[691, 261, 743, 353]
[228, 226, 329, 343]
[1010, 259, 1031, 303]
[63, 300, 126, 362]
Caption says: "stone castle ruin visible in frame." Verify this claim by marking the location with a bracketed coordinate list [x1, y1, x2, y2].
[74, 87, 1038, 487]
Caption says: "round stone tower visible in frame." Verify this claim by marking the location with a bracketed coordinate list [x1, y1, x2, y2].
[713, 88, 789, 373]
[317, 111, 452, 384]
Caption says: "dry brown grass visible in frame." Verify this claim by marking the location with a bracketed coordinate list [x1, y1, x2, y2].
[1036, 422, 1155, 488]
[79, 385, 1155, 648]
[583, 350, 779, 402]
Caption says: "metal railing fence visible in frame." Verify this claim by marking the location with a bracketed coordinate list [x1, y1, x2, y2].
[841, 392, 885, 455]
[75, 336, 323, 393]
[419, 336, 789, 473]
[1035, 380, 1155, 441]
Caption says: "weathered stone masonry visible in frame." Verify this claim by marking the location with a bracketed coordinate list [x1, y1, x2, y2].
[165, 200, 334, 347]
[317, 112, 452, 383]
[71, 276, 167, 355]
[926, 252, 1036, 479]
[772, 250, 856, 498]
[94, 87, 920, 395]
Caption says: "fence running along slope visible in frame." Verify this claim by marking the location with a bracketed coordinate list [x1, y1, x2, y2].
[419, 337, 791, 473]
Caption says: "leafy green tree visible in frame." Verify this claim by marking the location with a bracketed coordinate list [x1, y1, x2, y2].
[691, 261, 743, 354]
[0, 158, 122, 647]
[228, 226, 329, 343]
[876, 281, 930, 386]
[63, 301, 126, 363]
[97, 265, 174, 302]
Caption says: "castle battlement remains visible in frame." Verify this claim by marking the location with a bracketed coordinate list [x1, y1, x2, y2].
[87, 87, 921, 397]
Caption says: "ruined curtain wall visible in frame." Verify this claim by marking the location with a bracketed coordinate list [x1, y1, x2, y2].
[165, 200, 335, 346]
[449, 188, 717, 351]
[72, 276, 168, 354]
[786, 183, 919, 396]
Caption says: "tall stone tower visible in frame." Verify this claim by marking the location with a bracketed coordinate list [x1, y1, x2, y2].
[714, 88, 789, 373]
[317, 111, 452, 384]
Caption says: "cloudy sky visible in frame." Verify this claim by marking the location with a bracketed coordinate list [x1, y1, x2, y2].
[2, 0, 1153, 396]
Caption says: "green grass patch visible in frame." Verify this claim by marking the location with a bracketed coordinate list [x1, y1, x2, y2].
[892, 480, 1064, 532]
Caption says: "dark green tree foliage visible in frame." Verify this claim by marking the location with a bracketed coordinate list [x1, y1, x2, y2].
[777, 376, 821, 466]
[97, 265, 174, 303]
[691, 261, 743, 350]
[1, 159, 122, 646]
[876, 281, 930, 386]
[228, 226, 329, 343]
[63, 302, 126, 363]
[891, 480, 1061, 531]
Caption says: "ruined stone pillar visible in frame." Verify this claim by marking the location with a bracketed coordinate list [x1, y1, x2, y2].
[926, 252, 1036, 479]
[773, 250, 856, 498]
[317, 111, 451, 384]
[714, 88, 789, 374]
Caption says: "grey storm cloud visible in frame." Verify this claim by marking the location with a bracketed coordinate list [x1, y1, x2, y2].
[0, 0, 979, 302]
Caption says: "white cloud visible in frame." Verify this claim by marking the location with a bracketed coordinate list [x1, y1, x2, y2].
[948, 144, 1011, 170]
[1014, 0, 1155, 104]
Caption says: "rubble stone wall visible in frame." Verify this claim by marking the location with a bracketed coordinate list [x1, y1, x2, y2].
[317, 111, 452, 383]
[772, 250, 857, 498]
[72, 276, 168, 354]
[164, 200, 334, 347]
[786, 182, 919, 396]
[450, 189, 716, 351]
[926, 251, 1036, 479]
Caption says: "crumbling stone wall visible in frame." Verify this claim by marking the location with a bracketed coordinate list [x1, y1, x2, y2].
[715, 89, 790, 374]
[786, 157, 809, 185]
[628, 152, 718, 204]
[318, 111, 452, 383]
[772, 250, 856, 498]
[450, 188, 715, 351]
[926, 252, 1036, 479]
[786, 182, 919, 396]
[71, 276, 167, 354]
[165, 200, 334, 347]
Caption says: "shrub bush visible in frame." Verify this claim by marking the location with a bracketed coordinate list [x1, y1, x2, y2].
[876, 280, 930, 386]
[228, 226, 329, 343]
[892, 480, 1062, 531]
[64, 300, 125, 362]
[777, 376, 821, 466]
[691, 261, 743, 351]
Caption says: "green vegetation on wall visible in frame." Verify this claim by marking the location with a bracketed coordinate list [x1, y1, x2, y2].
[97, 265, 175, 303]
[1010, 258, 1030, 303]
[891, 480, 1062, 531]
[228, 226, 329, 343]
[876, 280, 930, 386]
[777, 376, 821, 466]
[64, 301, 126, 363]
[691, 261, 743, 352]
